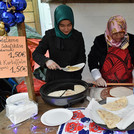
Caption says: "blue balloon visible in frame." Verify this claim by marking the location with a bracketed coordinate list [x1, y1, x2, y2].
[4, 24, 10, 33]
[2, 12, 16, 27]
[11, 0, 27, 11]
[14, 12, 25, 23]
[0, 1, 7, 21]
[0, 1, 8, 10]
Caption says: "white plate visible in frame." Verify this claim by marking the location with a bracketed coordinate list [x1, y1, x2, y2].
[6, 93, 29, 105]
[41, 108, 73, 126]
[65, 63, 85, 72]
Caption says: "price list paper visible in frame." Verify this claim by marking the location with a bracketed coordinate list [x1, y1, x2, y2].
[0, 36, 28, 78]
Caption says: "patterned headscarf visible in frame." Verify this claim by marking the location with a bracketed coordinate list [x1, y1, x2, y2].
[105, 15, 129, 49]
[54, 5, 74, 39]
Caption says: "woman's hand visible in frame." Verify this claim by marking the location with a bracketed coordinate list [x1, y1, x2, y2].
[46, 60, 60, 70]
[95, 77, 107, 87]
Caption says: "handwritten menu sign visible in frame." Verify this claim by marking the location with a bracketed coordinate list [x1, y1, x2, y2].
[0, 36, 28, 78]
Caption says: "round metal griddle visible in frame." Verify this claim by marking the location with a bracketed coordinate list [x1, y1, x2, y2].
[40, 79, 89, 107]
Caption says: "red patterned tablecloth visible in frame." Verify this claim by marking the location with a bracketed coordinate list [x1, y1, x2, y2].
[57, 108, 134, 134]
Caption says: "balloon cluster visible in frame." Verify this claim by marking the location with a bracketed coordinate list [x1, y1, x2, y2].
[0, 0, 27, 36]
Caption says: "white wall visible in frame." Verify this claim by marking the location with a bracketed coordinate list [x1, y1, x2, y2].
[37, 1, 52, 35]
[38, 3, 134, 82]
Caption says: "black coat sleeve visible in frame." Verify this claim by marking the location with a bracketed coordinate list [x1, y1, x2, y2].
[88, 34, 107, 71]
[32, 31, 50, 67]
[128, 33, 134, 66]
[74, 32, 86, 73]
[76, 32, 86, 64]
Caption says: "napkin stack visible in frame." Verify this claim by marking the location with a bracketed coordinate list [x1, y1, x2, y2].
[6, 93, 38, 125]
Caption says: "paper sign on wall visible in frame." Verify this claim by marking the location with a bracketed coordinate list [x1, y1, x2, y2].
[0, 36, 28, 78]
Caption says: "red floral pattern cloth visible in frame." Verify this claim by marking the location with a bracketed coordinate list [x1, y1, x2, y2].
[57, 108, 132, 134]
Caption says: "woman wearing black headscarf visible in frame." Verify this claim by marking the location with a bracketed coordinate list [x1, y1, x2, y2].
[32, 5, 86, 82]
